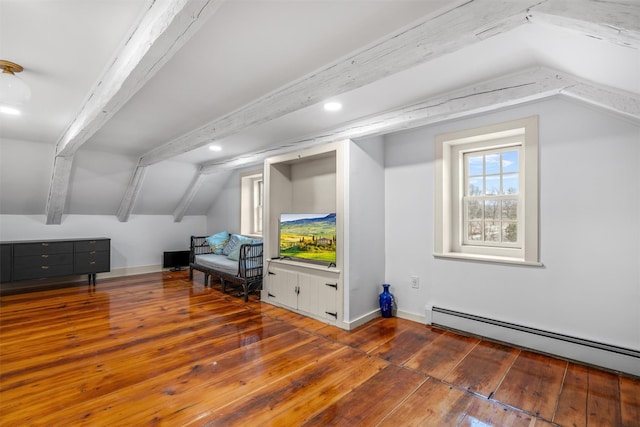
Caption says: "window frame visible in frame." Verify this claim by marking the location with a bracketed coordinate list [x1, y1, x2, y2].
[240, 170, 264, 237]
[434, 115, 541, 265]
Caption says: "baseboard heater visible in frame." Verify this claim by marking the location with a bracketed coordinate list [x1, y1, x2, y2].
[431, 306, 640, 376]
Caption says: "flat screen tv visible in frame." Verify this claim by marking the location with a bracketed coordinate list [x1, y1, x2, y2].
[163, 250, 190, 271]
[279, 213, 336, 264]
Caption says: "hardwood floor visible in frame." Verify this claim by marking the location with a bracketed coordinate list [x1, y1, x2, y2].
[1, 271, 638, 426]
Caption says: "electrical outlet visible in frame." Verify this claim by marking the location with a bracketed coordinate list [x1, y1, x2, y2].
[410, 276, 419, 289]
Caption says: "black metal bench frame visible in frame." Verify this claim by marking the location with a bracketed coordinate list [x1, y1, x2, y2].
[189, 235, 263, 302]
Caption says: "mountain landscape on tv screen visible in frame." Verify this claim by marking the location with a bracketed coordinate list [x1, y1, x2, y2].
[279, 213, 336, 263]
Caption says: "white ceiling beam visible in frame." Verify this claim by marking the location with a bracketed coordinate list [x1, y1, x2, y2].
[199, 67, 639, 176]
[44, 0, 223, 224]
[56, 0, 224, 157]
[138, 0, 536, 167]
[44, 157, 74, 225]
[140, 0, 640, 169]
[117, 165, 147, 223]
[123, 0, 534, 221]
[199, 67, 568, 173]
[528, 0, 640, 48]
[172, 172, 207, 222]
[125, 0, 640, 220]
[562, 82, 640, 120]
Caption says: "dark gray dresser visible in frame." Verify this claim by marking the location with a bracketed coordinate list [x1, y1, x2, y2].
[0, 238, 110, 289]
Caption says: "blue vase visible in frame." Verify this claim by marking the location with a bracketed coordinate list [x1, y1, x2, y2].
[379, 284, 395, 318]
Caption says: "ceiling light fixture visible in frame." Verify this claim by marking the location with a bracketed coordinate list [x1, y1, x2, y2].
[0, 60, 31, 112]
[209, 145, 222, 152]
[324, 101, 342, 112]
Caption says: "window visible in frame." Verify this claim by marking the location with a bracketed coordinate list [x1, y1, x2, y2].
[434, 116, 540, 265]
[252, 177, 263, 234]
[240, 171, 263, 237]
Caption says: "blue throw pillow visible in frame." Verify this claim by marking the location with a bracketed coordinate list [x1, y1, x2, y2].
[224, 234, 253, 259]
[206, 231, 229, 254]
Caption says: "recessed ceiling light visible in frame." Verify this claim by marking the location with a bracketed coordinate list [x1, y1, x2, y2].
[0, 105, 20, 115]
[209, 145, 222, 152]
[324, 102, 342, 112]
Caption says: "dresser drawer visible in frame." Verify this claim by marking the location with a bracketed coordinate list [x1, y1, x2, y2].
[1, 244, 12, 282]
[13, 242, 74, 256]
[13, 253, 73, 269]
[75, 251, 110, 274]
[1, 238, 110, 287]
[75, 239, 110, 253]
[13, 264, 74, 281]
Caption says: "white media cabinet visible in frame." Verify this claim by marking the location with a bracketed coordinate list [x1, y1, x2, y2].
[262, 139, 386, 330]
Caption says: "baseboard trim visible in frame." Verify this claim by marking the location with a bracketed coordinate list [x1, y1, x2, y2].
[432, 306, 640, 377]
[98, 264, 162, 279]
[344, 309, 380, 330]
[396, 309, 426, 324]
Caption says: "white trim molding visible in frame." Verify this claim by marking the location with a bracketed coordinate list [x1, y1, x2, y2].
[434, 115, 540, 265]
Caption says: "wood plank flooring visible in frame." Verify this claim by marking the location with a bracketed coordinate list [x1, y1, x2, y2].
[1, 271, 638, 426]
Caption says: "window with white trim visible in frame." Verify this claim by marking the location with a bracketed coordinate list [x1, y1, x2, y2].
[240, 171, 263, 237]
[434, 116, 540, 265]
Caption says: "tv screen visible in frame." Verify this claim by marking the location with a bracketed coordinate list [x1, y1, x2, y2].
[163, 250, 190, 271]
[279, 213, 336, 264]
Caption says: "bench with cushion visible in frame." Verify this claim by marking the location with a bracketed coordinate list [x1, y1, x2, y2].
[189, 232, 263, 301]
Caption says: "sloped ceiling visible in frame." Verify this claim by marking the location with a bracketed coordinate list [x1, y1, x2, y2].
[0, 0, 638, 223]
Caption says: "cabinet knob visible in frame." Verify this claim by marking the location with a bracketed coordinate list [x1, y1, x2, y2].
[41, 254, 49, 258]
[41, 266, 49, 270]
[90, 261, 96, 265]
[90, 251, 96, 255]
[41, 243, 49, 247]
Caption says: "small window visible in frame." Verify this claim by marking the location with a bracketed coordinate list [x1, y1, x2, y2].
[241, 171, 263, 237]
[434, 116, 540, 265]
[463, 146, 521, 247]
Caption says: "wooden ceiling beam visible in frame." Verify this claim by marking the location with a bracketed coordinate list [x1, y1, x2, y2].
[116, 164, 147, 223]
[139, 0, 640, 170]
[138, 0, 534, 167]
[197, 67, 639, 178]
[123, 0, 640, 222]
[172, 172, 207, 223]
[528, 0, 640, 48]
[44, 0, 224, 224]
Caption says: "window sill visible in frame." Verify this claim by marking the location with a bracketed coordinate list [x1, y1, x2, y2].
[434, 252, 543, 267]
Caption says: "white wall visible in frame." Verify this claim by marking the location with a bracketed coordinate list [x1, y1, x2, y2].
[0, 138, 55, 214]
[347, 137, 386, 323]
[384, 97, 640, 351]
[206, 166, 263, 235]
[0, 214, 207, 272]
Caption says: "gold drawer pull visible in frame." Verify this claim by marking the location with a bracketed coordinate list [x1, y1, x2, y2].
[89, 240, 96, 244]
[41, 243, 49, 247]
[41, 254, 49, 258]
[41, 266, 49, 270]
[90, 251, 96, 255]
[90, 261, 96, 265]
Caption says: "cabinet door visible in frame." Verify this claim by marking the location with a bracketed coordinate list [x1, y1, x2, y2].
[318, 277, 339, 322]
[265, 266, 298, 309]
[297, 272, 339, 321]
[297, 272, 320, 316]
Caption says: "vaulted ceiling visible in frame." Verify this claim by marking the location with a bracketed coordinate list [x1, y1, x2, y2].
[1, 0, 638, 224]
